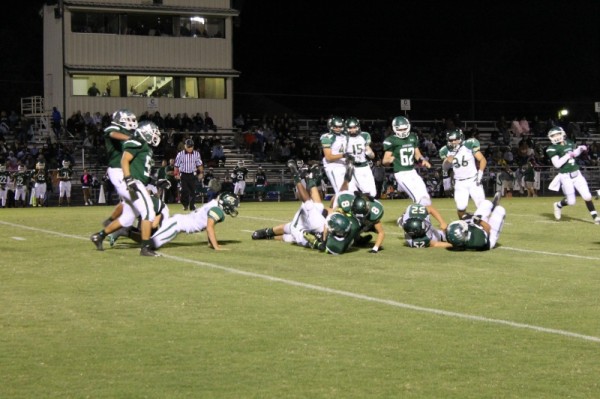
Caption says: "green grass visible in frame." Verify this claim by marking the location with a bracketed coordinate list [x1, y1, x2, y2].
[1, 197, 600, 398]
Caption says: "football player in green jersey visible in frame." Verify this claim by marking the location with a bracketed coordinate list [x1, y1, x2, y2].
[546, 126, 600, 224]
[383, 116, 432, 206]
[32, 161, 49, 207]
[330, 171, 385, 253]
[151, 192, 239, 251]
[439, 128, 487, 218]
[104, 109, 138, 199]
[57, 160, 74, 206]
[0, 164, 12, 207]
[91, 121, 162, 256]
[445, 198, 506, 251]
[13, 165, 31, 207]
[307, 212, 362, 255]
[108, 191, 170, 248]
[398, 203, 449, 248]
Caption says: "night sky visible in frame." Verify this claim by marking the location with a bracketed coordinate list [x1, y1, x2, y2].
[4, 1, 600, 119]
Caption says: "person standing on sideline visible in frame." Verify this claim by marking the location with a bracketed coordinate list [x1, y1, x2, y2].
[57, 160, 74, 206]
[81, 169, 94, 205]
[174, 138, 204, 211]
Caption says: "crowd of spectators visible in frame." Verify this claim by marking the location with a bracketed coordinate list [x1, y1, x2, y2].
[3, 107, 600, 178]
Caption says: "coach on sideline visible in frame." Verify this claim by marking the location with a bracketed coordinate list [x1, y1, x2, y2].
[174, 138, 204, 211]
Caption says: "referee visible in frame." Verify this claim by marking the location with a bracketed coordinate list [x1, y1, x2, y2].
[174, 138, 204, 211]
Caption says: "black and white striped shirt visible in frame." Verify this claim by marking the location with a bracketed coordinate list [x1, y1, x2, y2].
[174, 149, 203, 174]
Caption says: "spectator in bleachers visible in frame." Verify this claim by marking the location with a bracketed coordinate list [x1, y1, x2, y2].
[191, 112, 203, 131]
[519, 116, 530, 137]
[211, 139, 226, 167]
[234, 114, 245, 130]
[503, 146, 514, 166]
[8, 111, 19, 130]
[203, 112, 217, 132]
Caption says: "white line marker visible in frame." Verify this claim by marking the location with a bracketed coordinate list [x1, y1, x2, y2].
[1, 219, 599, 344]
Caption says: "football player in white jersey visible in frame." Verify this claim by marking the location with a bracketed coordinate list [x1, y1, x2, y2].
[252, 160, 326, 247]
[439, 128, 487, 218]
[151, 192, 239, 250]
[343, 117, 377, 198]
[320, 116, 349, 194]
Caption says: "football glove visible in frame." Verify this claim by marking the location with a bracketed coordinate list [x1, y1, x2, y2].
[476, 170, 483, 186]
[124, 175, 139, 201]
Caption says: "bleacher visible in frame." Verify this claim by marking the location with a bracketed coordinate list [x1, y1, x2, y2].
[3, 113, 600, 205]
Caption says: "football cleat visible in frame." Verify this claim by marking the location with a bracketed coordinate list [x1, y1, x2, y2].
[252, 228, 273, 240]
[594, 216, 600, 225]
[492, 191, 502, 211]
[108, 234, 117, 248]
[90, 234, 104, 251]
[553, 202, 561, 221]
[140, 246, 161, 257]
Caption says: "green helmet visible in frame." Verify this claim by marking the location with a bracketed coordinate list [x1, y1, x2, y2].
[351, 196, 370, 219]
[218, 192, 240, 217]
[344, 117, 361, 136]
[402, 217, 427, 238]
[392, 116, 411, 138]
[327, 116, 344, 134]
[446, 128, 464, 150]
[446, 220, 470, 247]
[327, 213, 351, 237]
[547, 126, 566, 145]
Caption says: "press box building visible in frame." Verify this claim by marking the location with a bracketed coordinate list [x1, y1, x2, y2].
[40, 0, 239, 130]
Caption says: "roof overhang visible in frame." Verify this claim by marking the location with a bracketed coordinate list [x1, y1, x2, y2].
[65, 64, 240, 77]
[63, 1, 240, 17]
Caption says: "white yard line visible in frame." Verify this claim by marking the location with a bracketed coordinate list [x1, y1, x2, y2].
[1, 219, 599, 344]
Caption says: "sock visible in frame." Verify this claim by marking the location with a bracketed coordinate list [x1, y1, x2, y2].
[265, 227, 275, 238]
[584, 200, 597, 217]
[142, 239, 152, 248]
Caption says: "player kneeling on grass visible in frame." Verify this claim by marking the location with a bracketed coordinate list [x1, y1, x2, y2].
[303, 212, 361, 255]
[398, 202, 449, 248]
[444, 198, 506, 251]
[150, 192, 239, 251]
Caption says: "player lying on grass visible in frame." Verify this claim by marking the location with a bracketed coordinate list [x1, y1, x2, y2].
[444, 196, 505, 251]
[150, 192, 239, 251]
[251, 160, 325, 247]
[398, 202, 449, 248]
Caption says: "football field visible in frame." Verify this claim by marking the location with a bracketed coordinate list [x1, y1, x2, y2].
[1, 197, 599, 398]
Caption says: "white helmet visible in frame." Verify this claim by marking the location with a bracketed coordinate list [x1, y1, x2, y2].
[112, 109, 138, 131]
[392, 116, 411, 138]
[547, 126, 566, 145]
[135, 121, 161, 147]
